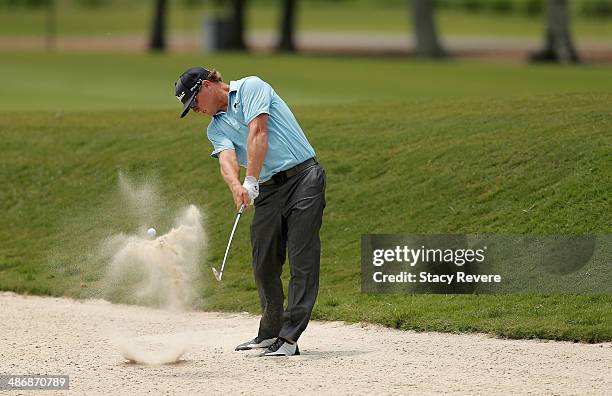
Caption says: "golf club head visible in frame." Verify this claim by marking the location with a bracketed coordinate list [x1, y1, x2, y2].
[212, 267, 222, 282]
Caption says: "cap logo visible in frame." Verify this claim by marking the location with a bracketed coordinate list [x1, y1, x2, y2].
[176, 91, 185, 102]
[191, 79, 203, 92]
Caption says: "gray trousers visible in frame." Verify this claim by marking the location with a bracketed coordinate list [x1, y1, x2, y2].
[251, 163, 326, 342]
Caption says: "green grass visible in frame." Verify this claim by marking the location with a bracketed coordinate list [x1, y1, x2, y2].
[0, 3, 611, 39]
[0, 53, 610, 343]
[2, 52, 612, 112]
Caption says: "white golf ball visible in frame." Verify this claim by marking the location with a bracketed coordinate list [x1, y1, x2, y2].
[147, 228, 157, 238]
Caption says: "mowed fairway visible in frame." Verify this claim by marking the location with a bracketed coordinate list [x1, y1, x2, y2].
[1, 53, 611, 343]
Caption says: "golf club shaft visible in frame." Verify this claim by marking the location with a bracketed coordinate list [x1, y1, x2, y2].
[218, 203, 245, 278]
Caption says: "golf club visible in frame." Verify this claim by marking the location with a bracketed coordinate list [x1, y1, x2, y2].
[212, 203, 245, 281]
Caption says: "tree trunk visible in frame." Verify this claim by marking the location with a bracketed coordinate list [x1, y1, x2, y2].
[225, 0, 247, 50]
[410, 0, 446, 58]
[46, 0, 56, 51]
[278, 0, 297, 52]
[531, 0, 579, 63]
[149, 0, 167, 52]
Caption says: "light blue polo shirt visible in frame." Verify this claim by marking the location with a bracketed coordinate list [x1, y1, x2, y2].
[206, 76, 316, 182]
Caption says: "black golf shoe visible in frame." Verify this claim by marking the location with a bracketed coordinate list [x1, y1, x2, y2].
[235, 336, 276, 351]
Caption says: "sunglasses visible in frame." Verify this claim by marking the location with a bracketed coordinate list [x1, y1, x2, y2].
[189, 79, 203, 109]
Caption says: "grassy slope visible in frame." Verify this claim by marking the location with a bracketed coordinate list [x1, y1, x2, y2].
[0, 54, 610, 342]
[1, 101, 610, 342]
[0, 4, 611, 39]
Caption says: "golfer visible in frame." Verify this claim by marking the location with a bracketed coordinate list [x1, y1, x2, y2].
[175, 67, 326, 356]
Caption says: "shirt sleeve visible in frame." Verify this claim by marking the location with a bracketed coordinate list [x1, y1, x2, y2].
[207, 123, 235, 159]
[240, 77, 273, 125]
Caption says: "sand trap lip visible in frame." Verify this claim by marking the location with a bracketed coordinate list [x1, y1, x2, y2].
[1, 292, 610, 395]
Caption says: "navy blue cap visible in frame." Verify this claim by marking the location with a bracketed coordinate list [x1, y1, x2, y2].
[175, 67, 210, 118]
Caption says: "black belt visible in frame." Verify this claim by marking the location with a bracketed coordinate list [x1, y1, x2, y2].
[261, 158, 318, 186]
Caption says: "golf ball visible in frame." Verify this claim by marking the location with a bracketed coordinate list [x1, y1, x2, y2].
[147, 228, 157, 238]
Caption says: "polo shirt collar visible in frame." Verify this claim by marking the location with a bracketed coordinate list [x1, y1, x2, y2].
[214, 80, 240, 117]
[229, 80, 241, 93]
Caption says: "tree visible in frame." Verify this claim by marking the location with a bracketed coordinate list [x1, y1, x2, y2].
[225, 0, 247, 50]
[149, 0, 167, 52]
[410, 0, 446, 58]
[46, 0, 56, 51]
[531, 0, 580, 63]
[278, 0, 297, 52]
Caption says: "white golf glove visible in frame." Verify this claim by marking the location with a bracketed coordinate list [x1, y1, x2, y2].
[242, 176, 259, 204]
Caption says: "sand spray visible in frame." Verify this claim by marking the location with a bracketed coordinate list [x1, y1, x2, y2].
[99, 173, 207, 364]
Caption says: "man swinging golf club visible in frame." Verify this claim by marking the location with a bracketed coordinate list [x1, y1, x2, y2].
[175, 67, 326, 357]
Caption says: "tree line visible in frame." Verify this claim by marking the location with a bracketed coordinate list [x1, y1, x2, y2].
[151, 0, 580, 62]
